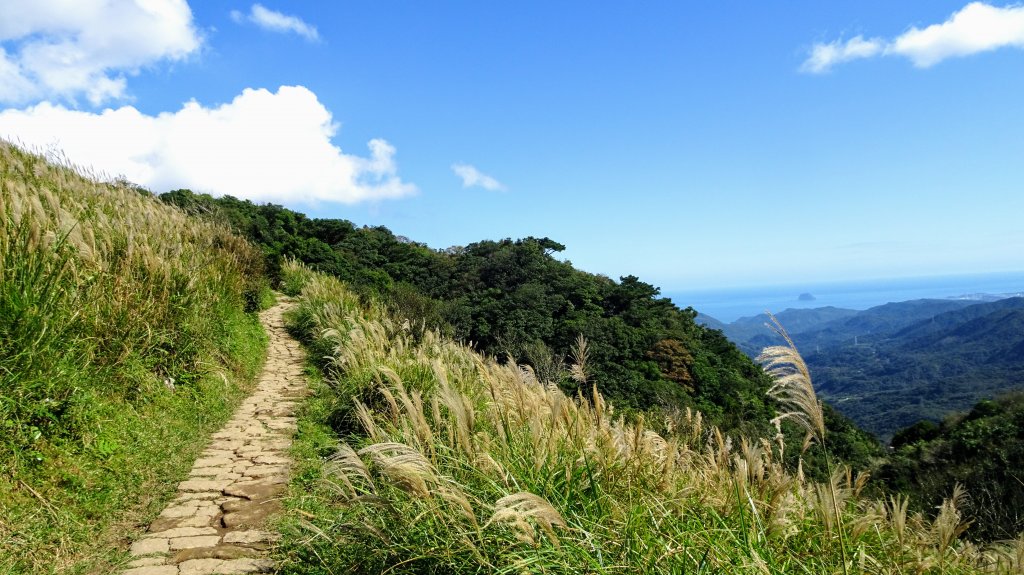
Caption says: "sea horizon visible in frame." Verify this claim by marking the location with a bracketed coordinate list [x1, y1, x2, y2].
[666, 270, 1024, 323]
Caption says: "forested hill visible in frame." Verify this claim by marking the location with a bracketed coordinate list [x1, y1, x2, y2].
[811, 297, 1024, 440]
[704, 299, 978, 357]
[876, 392, 1024, 541]
[702, 297, 1024, 441]
[159, 189, 880, 466]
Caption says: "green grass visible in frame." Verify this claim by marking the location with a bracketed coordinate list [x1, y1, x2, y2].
[0, 296, 269, 575]
[0, 140, 272, 572]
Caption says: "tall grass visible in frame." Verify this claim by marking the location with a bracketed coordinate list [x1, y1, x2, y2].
[0, 140, 270, 572]
[0, 140, 265, 458]
[278, 272, 1024, 574]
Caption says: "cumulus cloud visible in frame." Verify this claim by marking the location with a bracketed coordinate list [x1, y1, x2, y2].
[802, 2, 1024, 73]
[452, 163, 506, 191]
[0, 85, 416, 204]
[0, 0, 201, 105]
[231, 4, 319, 41]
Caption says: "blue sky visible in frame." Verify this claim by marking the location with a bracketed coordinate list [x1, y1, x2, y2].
[1, 1, 1022, 291]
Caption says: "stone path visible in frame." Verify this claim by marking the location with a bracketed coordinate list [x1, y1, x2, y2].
[122, 299, 305, 575]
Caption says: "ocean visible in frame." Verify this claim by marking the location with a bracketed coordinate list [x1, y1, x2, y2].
[665, 271, 1024, 323]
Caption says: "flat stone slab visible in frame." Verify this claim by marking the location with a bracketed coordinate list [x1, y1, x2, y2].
[127, 557, 167, 568]
[242, 465, 288, 479]
[122, 566, 178, 575]
[178, 479, 232, 492]
[223, 480, 287, 501]
[169, 535, 222, 550]
[223, 531, 280, 545]
[173, 544, 261, 562]
[130, 537, 169, 556]
[192, 456, 235, 467]
[252, 454, 290, 466]
[222, 501, 282, 529]
[160, 504, 199, 518]
[146, 527, 218, 539]
[178, 558, 275, 575]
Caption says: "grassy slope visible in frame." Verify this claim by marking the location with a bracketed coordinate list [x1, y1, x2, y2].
[275, 265, 1024, 574]
[0, 141, 272, 574]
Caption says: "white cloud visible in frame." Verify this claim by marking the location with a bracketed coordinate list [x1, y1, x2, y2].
[890, 2, 1024, 67]
[0, 0, 201, 105]
[800, 36, 884, 73]
[0, 85, 416, 205]
[232, 4, 319, 42]
[802, 2, 1024, 73]
[452, 163, 505, 191]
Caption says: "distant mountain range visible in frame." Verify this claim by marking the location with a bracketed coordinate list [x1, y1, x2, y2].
[699, 296, 1024, 442]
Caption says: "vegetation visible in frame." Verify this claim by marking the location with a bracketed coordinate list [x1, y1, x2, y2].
[0, 141, 271, 573]
[159, 190, 882, 473]
[810, 297, 1024, 442]
[706, 299, 1024, 442]
[276, 267, 1024, 574]
[878, 392, 1024, 542]
[6, 142, 1019, 572]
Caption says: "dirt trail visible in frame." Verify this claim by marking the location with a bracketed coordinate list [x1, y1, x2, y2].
[121, 299, 305, 575]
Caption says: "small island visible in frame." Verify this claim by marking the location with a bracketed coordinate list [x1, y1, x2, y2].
[798, 292, 816, 301]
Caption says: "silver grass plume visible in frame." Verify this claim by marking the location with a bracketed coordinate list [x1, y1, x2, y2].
[486, 492, 566, 547]
[756, 313, 825, 452]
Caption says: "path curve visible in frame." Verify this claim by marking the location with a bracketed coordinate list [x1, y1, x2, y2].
[122, 299, 305, 575]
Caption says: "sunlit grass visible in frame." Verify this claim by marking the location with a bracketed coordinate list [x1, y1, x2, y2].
[277, 271, 1024, 574]
[0, 140, 270, 573]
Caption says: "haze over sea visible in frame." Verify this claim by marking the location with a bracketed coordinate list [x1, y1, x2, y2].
[667, 271, 1024, 323]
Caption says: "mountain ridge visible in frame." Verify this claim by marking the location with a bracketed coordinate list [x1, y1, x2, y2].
[699, 296, 1024, 441]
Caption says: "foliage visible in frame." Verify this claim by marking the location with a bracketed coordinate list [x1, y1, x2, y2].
[710, 298, 1024, 443]
[276, 272, 1023, 574]
[0, 141, 269, 572]
[876, 392, 1024, 541]
[158, 190, 878, 471]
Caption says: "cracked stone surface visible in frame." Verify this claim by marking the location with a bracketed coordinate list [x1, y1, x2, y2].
[121, 299, 304, 575]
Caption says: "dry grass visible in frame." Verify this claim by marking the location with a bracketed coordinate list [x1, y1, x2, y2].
[278, 272, 1024, 574]
[0, 140, 268, 573]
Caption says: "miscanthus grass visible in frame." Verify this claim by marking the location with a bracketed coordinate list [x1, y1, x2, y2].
[0, 140, 270, 573]
[278, 270, 1024, 574]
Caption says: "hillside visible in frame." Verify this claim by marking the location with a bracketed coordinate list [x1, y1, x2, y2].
[5, 145, 1024, 572]
[811, 298, 1024, 441]
[271, 265, 1022, 573]
[706, 299, 978, 356]
[701, 298, 1024, 441]
[0, 142, 271, 573]
[159, 189, 882, 470]
[877, 393, 1024, 541]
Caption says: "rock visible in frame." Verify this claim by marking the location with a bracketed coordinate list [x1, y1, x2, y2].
[147, 517, 184, 533]
[242, 465, 289, 479]
[130, 537, 169, 556]
[173, 544, 260, 562]
[177, 514, 219, 528]
[122, 566, 178, 575]
[192, 456, 235, 467]
[252, 454, 289, 466]
[159, 504, 199, 518]
[221, 501, 282, 528]
[127, 557, 167, 568]
[178, 558, 274, 574]
[223, 530, 280, 545]
[169, 535, 222, 550]
[177, 479, 232, 492]
[145, 526, 217, 539]
[223, 481, 287, 501]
